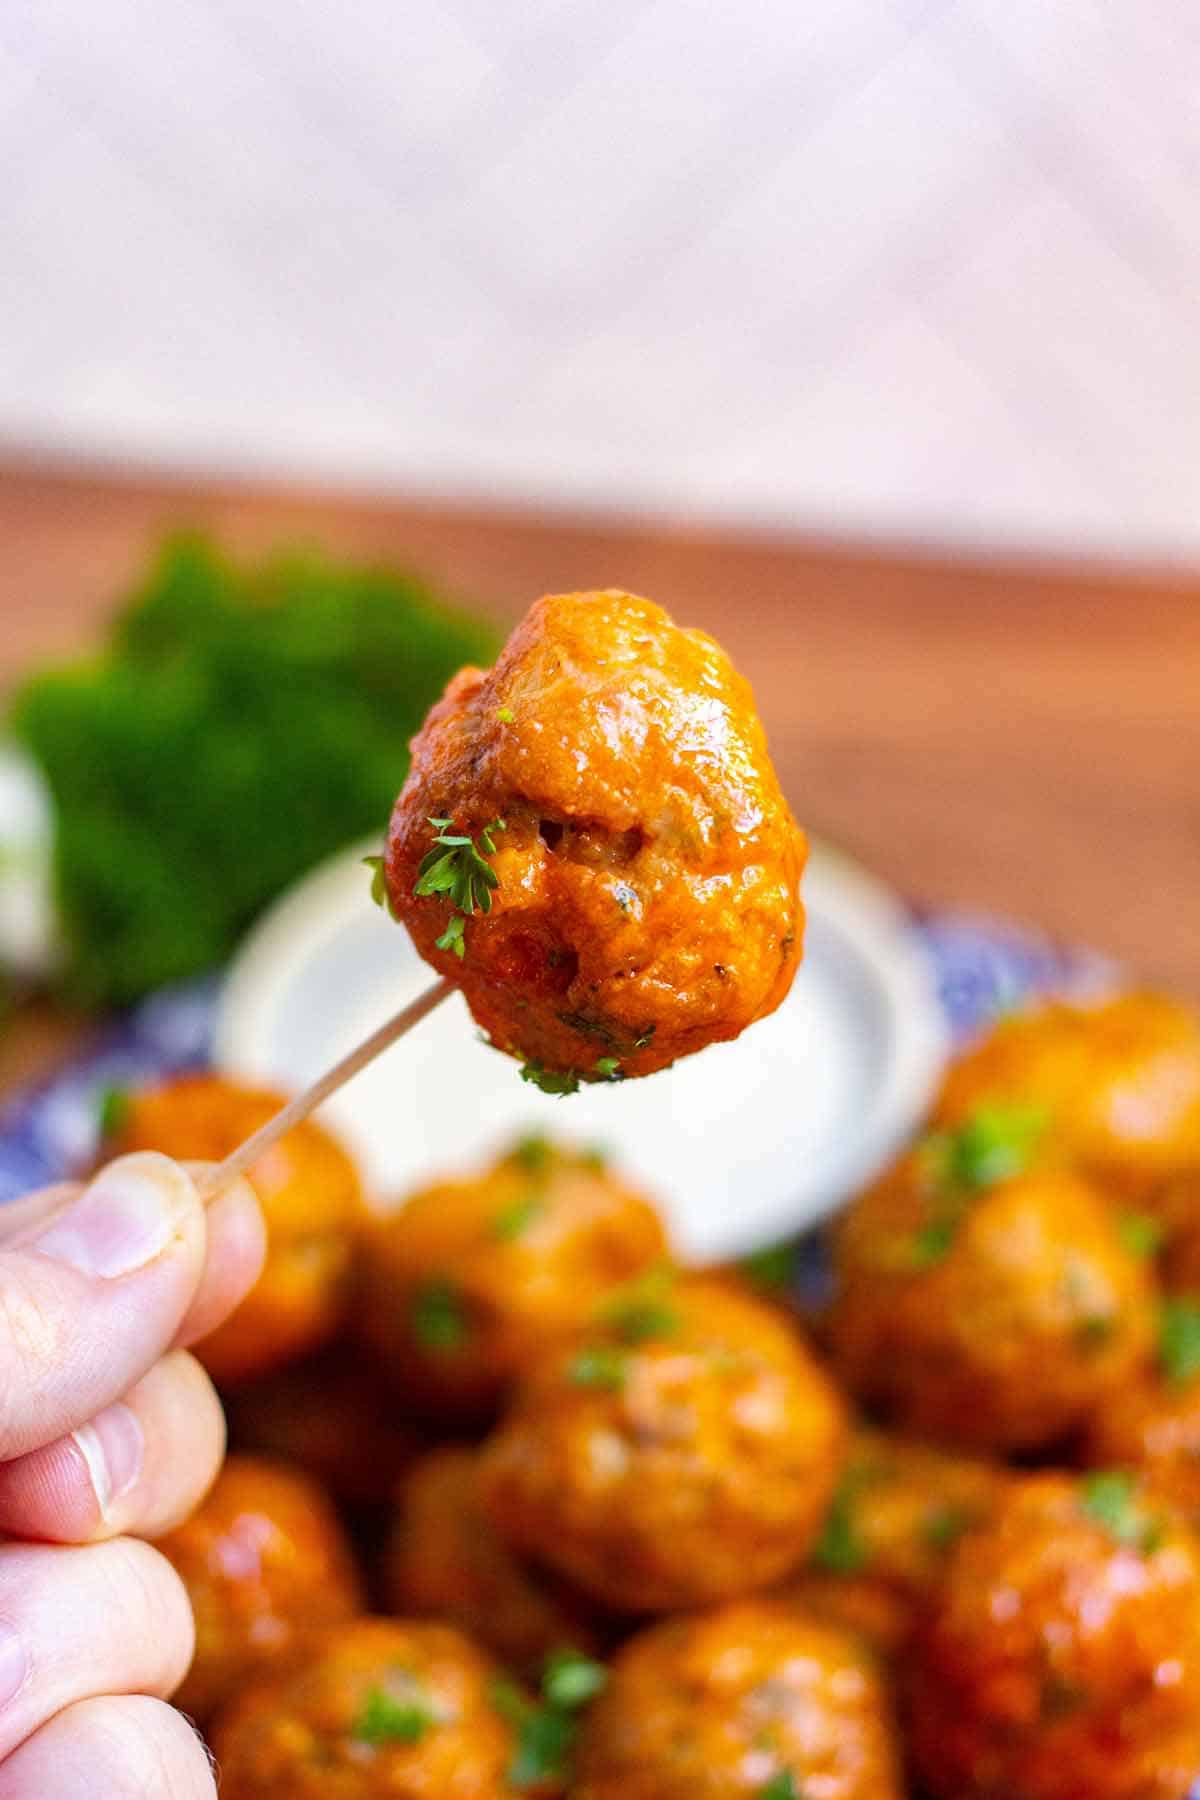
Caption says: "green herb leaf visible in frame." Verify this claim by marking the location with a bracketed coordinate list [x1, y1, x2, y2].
[363, 853, 391, 913]
[492, 1193, 545, 1242]
[593, 1057, 622, 1080]
[491, 1679, 578, 1790]
[1118, 1213, 1164, 1260]
[410, 1279, 470, 1353]
[1079, 1471, 1164, 1553]
[568, 1346, 629, 1390]
[923, 1504, 971, 1554]
[520, 1062, 580, 1097]
[495, 706, 515, 723]
[909, 1215, 959, 1267]
[352, 1682, 435, 1746]
[512, 1133, 553, 1174]
[811, 1478, 869, 1575]
[761, 1774, 802, 1800]
[929, 1103, 1048, 1193]
[95, 1084, 130, 1139]
[598, 1268, 679, 1344]
[1160, 1300, 1200, 1387]
[435, 913, 467, 958]
[1076, 1312, 1116, 1350]
[738, 1243, 795, 1293]
[541, 1649, 608, 1710]
[414, 818, 505, 942]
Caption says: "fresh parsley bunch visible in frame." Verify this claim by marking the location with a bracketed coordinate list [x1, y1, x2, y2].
[9, 533, 497, 1007]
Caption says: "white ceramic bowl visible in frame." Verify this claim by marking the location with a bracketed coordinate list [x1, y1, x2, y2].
[214, 840, 947, 1261]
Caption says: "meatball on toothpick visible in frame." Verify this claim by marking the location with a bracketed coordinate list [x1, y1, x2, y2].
[380, 589, 806, 1090]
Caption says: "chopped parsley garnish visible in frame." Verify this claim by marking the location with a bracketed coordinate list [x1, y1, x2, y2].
[495, 706, 515, 723]
[738, 1242, 795, 1293]
[761, 1774, 802, 1800]
[364, 852, 404, 923]
[568, 1346, 629, 1390]
[95, 1084, 130, 1139]
[541, 1649, 608, 1709]
[520, 1062, 580, 1097]
[909, 1216, 959, 1267]
[413, 816, 506, 958]
[435, 913, 466, 957]
[598, 1268, 679, 1344]
[1076, 1312, 1116, 1350]
[352, 1682, 436, 1746]
[1079, 1471, 1164, 1554]
[811, 1477, 870, 1576]
[1118, 1212, 1164, 1260]
[907, 1103, 1048, 1266]
[512, 1133, 553, 1174]
[923, 1504, 971, 1554]
[492, 1652, 608, 1789]
[492, 1193, 545, 1242]
[927, 1104, 1047, 1193]
[593, 1056, 622, 1080]
[410, 1279, 470, 1352]
[1160, 1299, 1200, 1387]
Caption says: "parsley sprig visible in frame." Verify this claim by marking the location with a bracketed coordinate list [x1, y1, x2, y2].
[761, 1775, 803, 1800]
[1079, 1471, 1164, 1554]
[492, 1650, 608, 1789]
[907, 1103, 1048, 1266]
[597, 1267, 679, 1344]
[352, 1679, 437, 1746]
[402, 815, 506, 958]
[811, 1474, 870, 1576]
[568, 1346, 629, 1390]
[410, 1279, 470, 1352]
[1160, 1299, 1200, 1387]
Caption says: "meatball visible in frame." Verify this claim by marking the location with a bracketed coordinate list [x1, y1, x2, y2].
[382, 589, 805, 1087]
[359, 1134, 668, 1416]
[1080, 1300, 1200, 1516]
[936, 992, 1200, 1212]
[158, 1453, 363, 1721]
[211, 1617, 518, 1800]
[225, 1344, 422, 1507]
[829, 1116, 1155, 1451]
[480, 1275, 846, 1613]
[909, 1472, 1200, 1800]
[108, 1072, 363, 1384]
[386, 1447, 607, 1682]
[573, 1601, 903, 1800]
[777, 1427, 1005, 1655]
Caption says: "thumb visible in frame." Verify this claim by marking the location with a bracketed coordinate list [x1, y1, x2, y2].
[0, 1153, 208, 1462]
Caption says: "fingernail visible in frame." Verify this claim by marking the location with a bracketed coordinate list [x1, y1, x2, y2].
[0, 1622, 27, 1711]
[72, 1402, 145, 1517]
[34, 1152, 193, 1278]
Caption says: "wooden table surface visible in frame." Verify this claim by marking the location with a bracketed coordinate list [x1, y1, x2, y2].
[2, 456, 1198, 1093]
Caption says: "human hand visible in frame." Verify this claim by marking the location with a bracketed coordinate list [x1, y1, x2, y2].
[0, 1151, 265, 1796]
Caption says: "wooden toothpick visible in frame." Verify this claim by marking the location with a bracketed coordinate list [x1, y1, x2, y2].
[197, 975, 455, 1202]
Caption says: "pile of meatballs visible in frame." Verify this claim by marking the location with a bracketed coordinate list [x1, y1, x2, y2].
[104, 987, 1200, 1800]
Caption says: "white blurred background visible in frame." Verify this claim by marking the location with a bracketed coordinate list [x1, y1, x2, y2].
[2, 0, 1197, 558]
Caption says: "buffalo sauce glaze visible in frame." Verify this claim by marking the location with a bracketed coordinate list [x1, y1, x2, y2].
[384, 590, 805, 1083]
